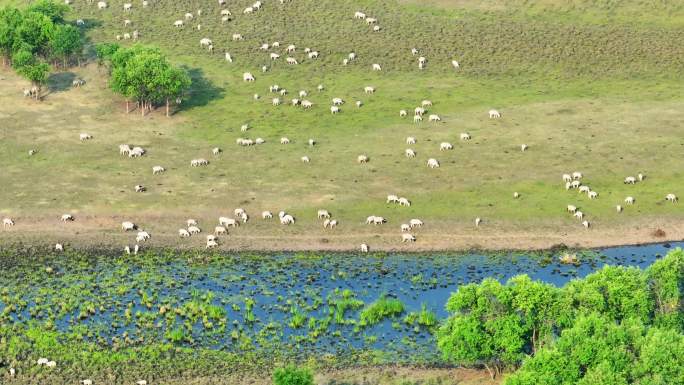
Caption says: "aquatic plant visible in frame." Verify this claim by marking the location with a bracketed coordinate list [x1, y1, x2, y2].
[359, 297, 405, 326]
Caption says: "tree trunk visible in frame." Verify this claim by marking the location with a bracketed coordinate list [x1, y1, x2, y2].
[166, 98, 170, 117]
[126, 100, 129, 114]
[483, 364, 495, 380]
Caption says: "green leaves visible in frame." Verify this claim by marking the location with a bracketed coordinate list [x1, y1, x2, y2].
[272, 365, 314, 385]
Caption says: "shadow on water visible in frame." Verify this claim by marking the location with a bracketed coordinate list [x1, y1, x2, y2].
[177, 67, 225, 112]
[47, 72, 77, 93]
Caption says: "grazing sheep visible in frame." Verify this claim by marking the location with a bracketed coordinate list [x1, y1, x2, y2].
[280, 137, 290, 144]
[136, 230, 150, 242]
[3, 218, 14, 227]
[354, 11, 366, 19]
[79, 133, 92, 141]
[225, 52, 233, 63]
[214, 226, 228, 235]
[136, 380, 147, 385]
[222, 15, 231, 23]
[232, 33, 243, 41]
[427, 158, 440, 168]
[299, 90, 308, 98]
[243, 72, 255, 82]
[206, 239, 219, 249]
[616, 205, 623, 212]
[372, 216, 386, 225]
[405, 148, 416, 158]
[308, 51, 319, 59]
[46, 361, 56, 368]
[429, 114, 441, 122]
[398, 197, 411, 206]
[323, 219, 338, 229]
[279, 212, 295, 225]
[291, 98, 301, 106]
[76, 19, 85, 26]
[409, 219, 423, 227]
[439, 142, 454, 151]
[520, 144, 528, 152]
[129, 146, 145, 157]
[253, 94, 260, 100]
[588, 191, 598, 199]
[574, 211, 584, 220]
[357, 155, 369, 163]
[272, 42, 280, 48]
[666, 193, 678, 203]
[406, 136, 416, 144]
[488, 109, 501, 118]
[72, 78, 85, 87]
[401, 224, 410, 232]
[37, 358, 49, 366]
[475, 217, 482, 227]
[638, 173, 645, 181]
[451, 60, 460, 69]
[317, 84, 324, 91]
[302, 100, 313, 108]
[373, 25, 381, 32]
[565, 182, 572, 190]
[308, 139, 316, 146]
[402, 233, 416, 243]
[286, 57, 298, 65]
[360, 243, 369, 253]
[190, 158, 209, 167]
[262, 211, 273, 219]
[60, 214, 74, 222]
[349, 52, 356, 60]
[272, 97, 281, 106]
[301, 156, 311, 163]
[364, 86, 375, 94]
[413, 115, 423, 123]
[421, 100, 432, 107]
[571, 180, 581, 189]
[152, 166, 165, 175]
[625, 196, 635, 204]
[366, 17, 377, 24]
[199, 38, 212, 47]
[562, 174, 572, 182]
[411, 48, 419, 55]
[55, 243, 63, 252]
[400, 110, 407, 117]
[240, 211, 250, 223]
[28, 149, 37, 156]
[332, 98, 344, 106]
[187, 219, 198, 226]
[207, 235, 217, 243]
[572, 171, 583, 180]
[460, 133, 471, 140]
[579, 185, 590, 194]
[119, 144, 131, 155]
[286, 44, 296, 53]
[567, 205, 577, 213]
[318, 209, 331, 219]
[582, 220, 590, 228]
[188, 225, 201, 234]
[178, 229, 190, 237]
[415, 107, 425, 116]
[123, 3, 132, 11]
[212, 147, 221, 155]
[330, 106, 340, 114]
[343, 59, 349, 65]
[121, 221, 136, 231]
[387, 194, 399, 203]
[513, 192, 520, 199]
[372, 63, 381, 71]
[97, 1, 107, 10]
[356, 100, 363, 108]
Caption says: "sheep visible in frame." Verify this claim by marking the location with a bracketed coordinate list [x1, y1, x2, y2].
[123, 33, 131, 40]
[272, 41, 280, 48]
[308, 139, 316, 146]
[521, 144, 528, 152]
[422, 100, 432, 108]
[60, 214, 74, 222]
[261, 65, 268, 73]
[372, 216, 386, 225]
[332, 98, 344, 106]
[429, 114, 441, 122]
[187, 219, 198, 227]
[254, 138, 265, 145]
[302, 100, 313, 108]
[365, 216, 376, 224]
[136, 230, 150, 242]
[37, 358, 49, 365]
[624, 176, 636, 184]
[136, 381, 147, 385]
[401, 223, 411, 232]
[97, 1, 107, 10]
[308, 51, 319, 59]
[578, 185, 590, 194]
[269, 85, 280, 93]
[400, 110, 408, 117]
[232, 33, 244, 41]
[513, 192, 520, 199]
[262, 211, 273, 219]
[233, 207, 247, 218]
[221, 9, 231, 16]
[188, 225, 201, 234]
[243, 6, 254, 14]
[76, 19, 85, 26]
[356, 101, 363, 108]
[405, 148, 416, 158]
[571, 180, 581, 189]
[279, 212, 295, 225]
[286, 44, 296, 53]
[207, 234, 217, 241]
[119, 144, 132, 155]
[291, 98, 301, 106]
[342, 58, 349, 66]
[72, 78, 85, 87]
[349, 52, 357, 61]
[398, 197, 411, 206]
[317, 84, 324, 91]
[28, 149, 37, 156]
[123, 3, 132, 11]
[79, 133, 93, 141]
[360, 243, 369, 253]
[409, 219, 423, 227]
[129, 146, 145, 157]
[152, 166, 165, 174]
[214, 226, 228, 235]
[588, 191, 598, 199]
[357, 154, 369, 163]
[427, 158, 440, 168]
[565, 182, 572, 190]
[572, 171, 583, 180]
[475, 217, 482, 227]
[414, 107, 425, 115]
[562, 174, 572, 182]
[574, 211, 584, 220]
[372, 63, 381, 71]
[411, 48, 419, 55]
[451, 60, 460, 69]
[440, 142, 453, 151]
[286, 57, 298, 65]
[323, 219, 338, 229]
[280, 137, 290, 144]
[488, 109, 501, 118]
[272, 97, 281, 106]
[616, 205, 623, 212]
[221, 15, 231, 23]
[638, 173, 645, 181]
[406, 136, 416, 144]
[279, 89, 288, 96]
[301, 156, 311, 163]
[402, 233, 416, 243]
[582, 220, 590, 228]
[354, 11, 366, 19]
[199, 38, 212, 47]
[253, 94, 260, 100]
[460, 133, 471, 141]
[625, 196, 635, 204]
[387, 194, 399, 203]
[666, 193, 678, 203]
[124, 246, 131, 255]
[330, 106, 340, 114]
[316, 209, 331, 219]
[2, 218, 14, 227]
[206, 239, 219, 249]
[212, 147, 222, 155]
[567, 205, 577, 213]
[373, 25, 381, 32]
[243, 72, 255, 82]
[364, 86, 375, 94]
[55, 243, 63, 252]
[225, 52, 233, 63]
[46, 361, 57, 368]
[178, 229, 190, 237]
[413, 115, 423, 123]
[121, 221, 136, 231]
[366, 17, 377, 24]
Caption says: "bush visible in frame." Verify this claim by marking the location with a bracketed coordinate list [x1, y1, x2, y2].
[272, 365, 314, 385]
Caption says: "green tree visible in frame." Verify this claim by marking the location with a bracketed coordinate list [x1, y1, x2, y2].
[27, 0, 69, 23]
[0, 7, 23, 64]
[646, 248, 684, 330]
[15, 11, 54, 55]
[50, 24, 82, 67]
[272, 366, 314, 385]
[94, 43, 120, 69]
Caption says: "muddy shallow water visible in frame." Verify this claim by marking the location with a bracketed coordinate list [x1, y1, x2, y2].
[1, 242, 680, 362]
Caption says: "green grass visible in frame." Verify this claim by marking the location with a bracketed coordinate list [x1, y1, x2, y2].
[360, 297, 405, 326]
[0, 0, 682, 250]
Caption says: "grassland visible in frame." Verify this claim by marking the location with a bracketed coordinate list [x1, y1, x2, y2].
[0, 0, 683, 251]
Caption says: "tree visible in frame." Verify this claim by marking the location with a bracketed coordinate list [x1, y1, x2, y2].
[272, 366, 314, 385]
[15, 11, 54, 55]
[646, 248, 684, 330]
[50, 24, 82, 67]
[94, 43, 120, 69]
[0, 7, 23, 64]
[27, 0, 69, 23]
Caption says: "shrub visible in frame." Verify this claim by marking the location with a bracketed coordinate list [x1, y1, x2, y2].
[273, 365, 314, 385]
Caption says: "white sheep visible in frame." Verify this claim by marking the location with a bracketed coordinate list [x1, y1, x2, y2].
[37, 358, 49, 365]
[625, 196, 635, 204]
[413, 115, 422, 123]
[514, 192, 520, 199]
[429, 114, 441, 122]
[178, 229, 190, 237]
[460, 133, 471, 141]
[214, 226, 228, 235]
[572, 171, 583, 180]
[488, 109, 501, 118]
[308, 139, 316, 146]
[624, 176, 636, 184]
[272, 97, 281, 106]
[121, 221, 136, 231]
[97, 1, 107, 10]
[301, 156, 311, 163]
[279, 212, 295, 225]
[123, 3, 132, 11]
[571, 180, 581, 189]
[638, 173, 645, 181]
[2, 218, 14, 227]
[187, 219, 198, 227]
[55, 243, 63, 252]
[188, 225, 201, 234]
[129, 146, 145, 157]
[79, 133, 93, 141]
[302, 100, 313, 108]
[206, 239, 219, 249]
[60, 214, 74, 222]
[387, 194, 399, 203]
[578, 185, 590, 194]
[199, 38, 212, 47]
[152, 166, 165, 174]
[406, 136, 416, 144]
[588, 191, 598, 199]
[372, 63, 381, 71]
[308, 51, 319, 59]
[366, 17, 377, 24]
[332, 98, 344, 106]
[475, 217, 482, 227]
[364, 86, 375, 94]
[414, 107, 425, 115]
[427, 158, 440, 168]
[136, 230, 150, 242]
[582, 220, 590, 228]
[262, 211, 273, 219]
[243, 72, 255, 82]
[354, 11, 366, 19]
[451, 60, 460, 69]
[400, 110, 407, 117]
[357, 154, 369, 163]
[521, 144, 528, 152]
[402, 233, 416, 243]
[616, 205, 623, 212]
[440, 142, 453, 151]
[349, 52, 357, 60]
[280, 137, 290, 144]
[119, 144, 132, 155]
[398, 197, 411, 206]
[562, 174, 572, 182]
[666, 193, 678, 203]
[405, 149, 416, 158]
[356, 100, 363, 108]
[409, 219, 423, 227]
[401, 224, 410, 232]
[225, 52, 233, 63]
[286, 57, 298, 65]
[567, 205, 577, 213]
[360, 243, 369, 253]
[574, 211, 584, 220]
[212, 147, 221, 155]
[373, 25, 381, 32]
[317, 209, 331, 219]
[330, 106, 340, 114]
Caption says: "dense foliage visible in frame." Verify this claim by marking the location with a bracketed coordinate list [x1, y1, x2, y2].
[0, 1, 83, 95]
[96, 44, 191, 116]
[273, 365, 315, 385]
[437, 249, 684, 382]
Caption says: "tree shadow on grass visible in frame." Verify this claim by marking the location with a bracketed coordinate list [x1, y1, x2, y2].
[177, 67, 225, 113]
[47, 72, 77, 94]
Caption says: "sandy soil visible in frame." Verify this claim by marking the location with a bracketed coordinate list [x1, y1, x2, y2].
[0, 214, 682, 252]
